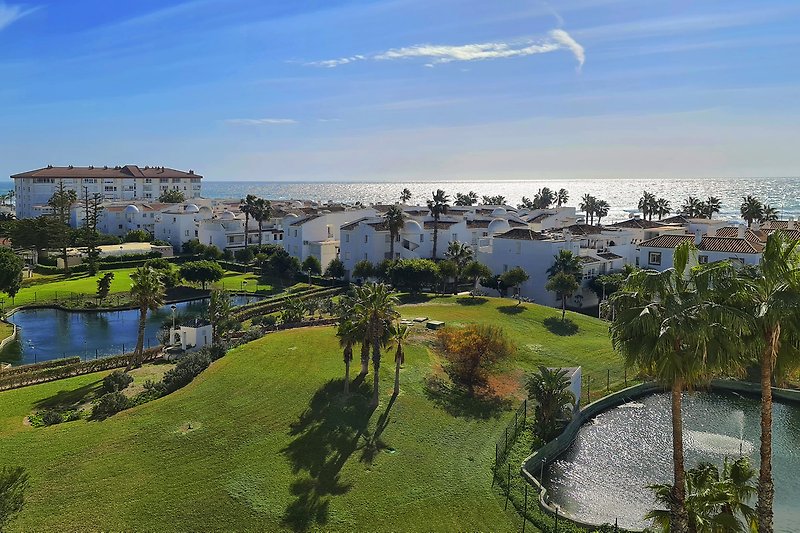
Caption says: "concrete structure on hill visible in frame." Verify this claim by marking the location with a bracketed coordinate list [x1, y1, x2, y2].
[11, 165, 202, 218]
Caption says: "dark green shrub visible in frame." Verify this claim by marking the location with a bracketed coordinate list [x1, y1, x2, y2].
[41, 410, 63, 426]
[234, 247, 255, 264]
[161, 351, 212, 393]
[102, 370, 134, 394]
[92, 392, 131, 419]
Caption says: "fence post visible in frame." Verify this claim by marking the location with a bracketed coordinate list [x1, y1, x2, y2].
[505, 462, 511, 510]
[504, 427, 508, 459]
[555, 508, 559, 532]
[514, 410, 518, 436]
[522, 483, 528, 533]
[122, 343, 125, 354]
[523, 398, 527, 427]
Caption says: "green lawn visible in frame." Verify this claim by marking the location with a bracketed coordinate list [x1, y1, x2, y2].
[212, 271, 279, 294]
[0, 297, 622, 532]
[10, 269, 139, 308]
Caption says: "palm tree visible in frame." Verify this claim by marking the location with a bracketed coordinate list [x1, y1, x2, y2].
[128, 266, 165, 370]
[545, 272, 579, 320]
[609, 244, 749, 533]
[251, 197, 272, 247]
[427, 189, 450, 260]
[703, 196, 722, 219]
[385, 205, 405, 260]
[639, 191, 657, 220]
[463, 260, 491, 295]
[400, 188, 412, 203]
[579, 194, 596, 225]
[445, 240, 473, 283]
[354, 283, 399, 407]
[547, 249, 582, 283]
[454, 191, 478, 206]
[647, 457, 757, 533]
[526, 366, 575, 440]
[336, 295, 364, 395]
[207, 289, 231, 344]
[740, 196, 764, 226]
[239, 194, 257, 249]
[760, 204, 779, 223]
[390, 322, 410, 396]
[556, 188, 569, 208]
[735, 232, 800, 532]
[656, 198, 672, 220]
[594, 199, 610, 226]
[681, 196, 703, 218]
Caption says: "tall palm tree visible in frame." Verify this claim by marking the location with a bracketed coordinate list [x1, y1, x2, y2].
[390, 322, 410, 396]
[594, 199, 610, 226]
[454, 191, 478, 206]
[703, 196, 722, 219]
[385, 205, 405, 260]
[400, 188, 412, 203]
[128, 266, 165, 370]
[547, 249, 582, 283]
[609, 243, 749, 533]
[579, 194, 596, 225]
[353, 283, 399, 407]
[760, 204, 779, 223]
[740, 196, 764, 226]
[251, 198, 273, 247]
[445, 240, 474, 283]
[639, 191, 657, 220]
[735, 232, 800, 532]
[426, 189, 450, 260]
[239, 194, 257, 249]
[681, 196, 703, 218]
[656, 198, 672, 220]
[556, 188, 569, 208]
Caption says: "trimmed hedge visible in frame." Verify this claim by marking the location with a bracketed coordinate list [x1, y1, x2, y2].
[232, 286, 343, 321]
[0, 348, 161, 391]
[0, 356, 81, 378]
[32, 254, 203, 276]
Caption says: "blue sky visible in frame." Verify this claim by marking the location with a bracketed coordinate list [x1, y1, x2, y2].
[1, 0, 799, 181]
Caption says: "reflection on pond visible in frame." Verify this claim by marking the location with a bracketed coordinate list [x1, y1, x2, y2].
[542, 392, 800, 532]
[3, 294, 258, 365]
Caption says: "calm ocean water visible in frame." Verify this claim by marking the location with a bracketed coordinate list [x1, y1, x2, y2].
[3, 177, 799, 224]
[200, 177, 800, 223]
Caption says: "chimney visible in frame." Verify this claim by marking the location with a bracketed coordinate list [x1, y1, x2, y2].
[751, 221, 761, 232]
[737, 224, 746, 239]
[788, 217, 796, 230]
[694, 228, 703, 245]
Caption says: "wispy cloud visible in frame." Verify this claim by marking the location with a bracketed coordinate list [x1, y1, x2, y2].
[0, 2, 39, 31]
[226, 118, 298, 125]
[306, 29, 585, 69]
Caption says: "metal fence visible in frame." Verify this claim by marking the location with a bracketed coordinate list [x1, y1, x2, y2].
[494, 398, 529, 469]
[580, 367, 637, 406]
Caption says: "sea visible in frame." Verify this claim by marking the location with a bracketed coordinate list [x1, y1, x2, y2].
[3, 177, 799, 224]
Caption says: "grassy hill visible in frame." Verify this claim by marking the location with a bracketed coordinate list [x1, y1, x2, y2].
[0, 296, 622, 532]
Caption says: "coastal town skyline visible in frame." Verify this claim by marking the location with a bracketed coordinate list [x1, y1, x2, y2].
[2, 0, 800, 181]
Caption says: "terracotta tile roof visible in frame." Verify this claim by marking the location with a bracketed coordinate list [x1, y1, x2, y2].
[763, 228, 800, 240]
[423, 220, 458, 229]
[639, 234, 695, 248]
[714, 226, 765, 243]
[609, 218, 664, 229]
[529, 213, 551, 223]
[564, 224, 603, 235]
[466, 219, 492, 229]
[509, 220, 528, 228]
[658, 215, 692, 225]
[495, 228, 548, 240]
[289, 214, 321, 226]
[699, 236, 763, 254]
[11, 165, 201, 179]
[340, 217, 369, 231]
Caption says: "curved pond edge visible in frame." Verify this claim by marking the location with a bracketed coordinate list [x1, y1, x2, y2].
[520, 379, 800, 532]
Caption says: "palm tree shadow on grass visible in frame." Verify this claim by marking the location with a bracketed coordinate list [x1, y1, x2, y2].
[455, 296, 488, 306]
[542, 317, 579, 336]
[423, 377, 511, 420]
[281, 378, 395, 531]
[33, 379, 103, 410]
[497, 304, 526, 315]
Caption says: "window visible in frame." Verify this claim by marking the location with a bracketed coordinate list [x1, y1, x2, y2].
[345, 251, 351, 260]
[145, 178, 152, 183]
[293, 229, 298, 237]
[699, 255, 709, 264]
[364, 235, 369, 243]
[345, 234, 350, 243]
[648, 252, 662, 266]
[185, 230, 190, 236]
[420, 234, 424, 242]
[452, 233, 458, 241]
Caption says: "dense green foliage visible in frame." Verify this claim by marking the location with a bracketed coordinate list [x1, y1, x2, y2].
[102, 370, 134, 394]
[158, 189, 185, 203]
[179, 261, 225, 289]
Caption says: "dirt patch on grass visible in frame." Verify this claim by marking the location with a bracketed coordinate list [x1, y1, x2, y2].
[487, 368, 525, 400]
[176, 421, 201, 435]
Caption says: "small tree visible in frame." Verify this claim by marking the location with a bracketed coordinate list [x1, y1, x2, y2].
[281, 297, 305, 324]
[527, 366, 575, 441]
[179, 260, 225, 290]
[463, 260, 491, 295]
[207, 289, 232, 343]
[0, 248, 24, 297]
[352, 259, 374, 281]
[499, 267, 529, 305]
[546, 271, 579, 321]
[437, 259, 458, 294]
[324, 258, 345, 279]
[159, 189, 186, 203]
[0, 466, 29, 531]
[96, 272, 115, 301]
[123, 229, 152, 242]
[388, 258, 439, 293]
[301, 255, 322, 276]
[234, 247, 255, 264]
[437, 324, 513, 396]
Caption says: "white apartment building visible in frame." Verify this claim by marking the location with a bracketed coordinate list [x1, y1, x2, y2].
[283, 209, 377, 269]
[71, 201, 170, 237]
[11, 165, 202, 219]
[638, 227, 763, 271]
[198, 210, 283, 251]
[522, 207, 580, 231]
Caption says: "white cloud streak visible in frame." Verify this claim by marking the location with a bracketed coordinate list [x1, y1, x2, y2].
[226, 118, 298, 125]
[0, 2, 38, 31]
[306, 29, 584, 70]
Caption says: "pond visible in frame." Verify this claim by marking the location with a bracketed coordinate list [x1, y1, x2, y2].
[542, 391, 800, 532]
[3, 294, 260, 365]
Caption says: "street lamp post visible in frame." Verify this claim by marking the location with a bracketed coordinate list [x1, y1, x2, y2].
[242, 280, 248, 304]
[171, 304, 177, 345]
